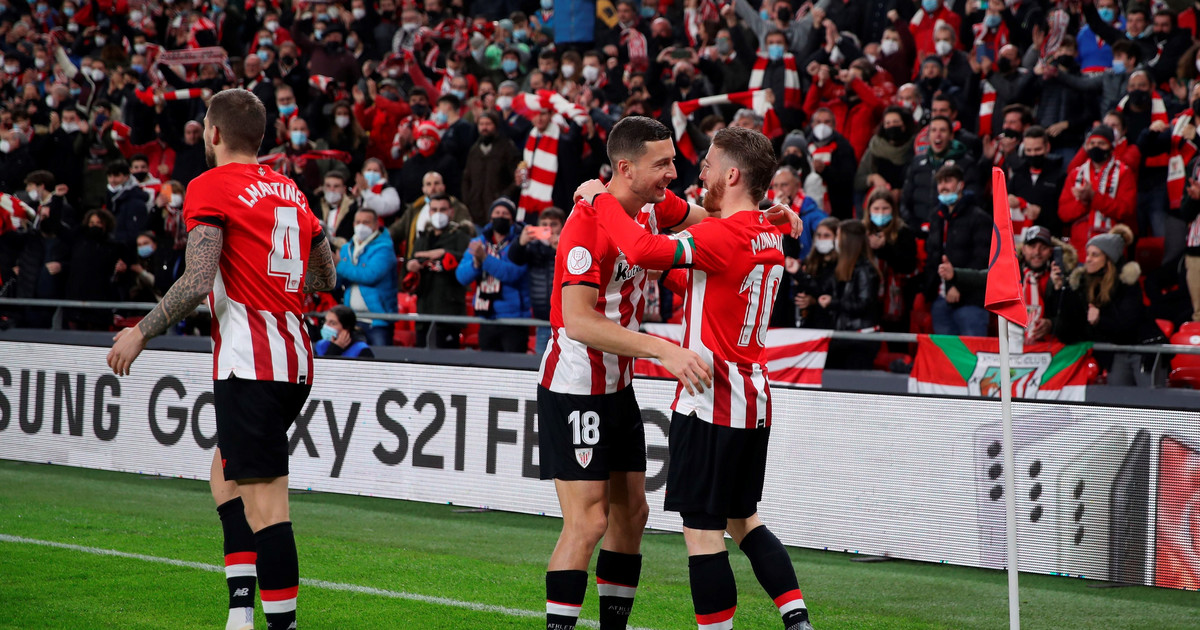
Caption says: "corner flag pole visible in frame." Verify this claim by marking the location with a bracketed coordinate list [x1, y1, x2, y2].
[998, 326, 1020, 630]
[984, 167, 1029, 630]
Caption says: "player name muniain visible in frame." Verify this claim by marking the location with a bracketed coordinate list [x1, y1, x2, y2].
[237, 179, 310, 210]
[750, 231, 783, 256]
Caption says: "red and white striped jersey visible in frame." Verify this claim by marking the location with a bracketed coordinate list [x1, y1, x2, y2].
[538, 190, 690, 395]
[590, 194, 785, 429]
[184, 162, 324, 384]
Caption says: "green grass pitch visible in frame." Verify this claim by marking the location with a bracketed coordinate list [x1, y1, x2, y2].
[0, 460, 1197, 629]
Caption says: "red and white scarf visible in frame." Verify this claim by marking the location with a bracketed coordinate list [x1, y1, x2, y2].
[671, 89, 782, 163]
[1167, 110, 1198, 210]
[133, 87, 211, 107]
[1075, 159, 1122, 239]
[1117, 89, 1169, 167]
[519, 124, 559, 223]
[749, 52, 801, 109]
[685, 0, 718, 48]
[258, 149, 352, 176]
[979, 80, 997, 136]
[621, 27, 649, 73]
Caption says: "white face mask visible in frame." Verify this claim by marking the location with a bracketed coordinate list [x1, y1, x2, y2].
[1195, 58, 1200, 74]
[62, 121, 80, 133]
[34, 57, 45, 69]
[934, 40, 952, 56]
[880, 39, 899, 56]
[4, 64, 18, 74]
[813, 123, 833, 141]
[0, 140, 11, 154]
[582, 65, 600, 82]
[496, 95, 513, 111]
[352, 7, 366, 19]
[814, 238, 835, 254]
[135, 43, 147, 54]
[324, 190, 343, 205]
[27, 187, 39, 201]
[129, 10, 142, 21]
[335, 115, 351, 128]
[95, 35, 107, 47]
[265, 20, 279, 32]
[170, 194, 182, 207]
[561, 65, 576, 79]
[430, 211, 450, 230]
[354, 223, 375, 242]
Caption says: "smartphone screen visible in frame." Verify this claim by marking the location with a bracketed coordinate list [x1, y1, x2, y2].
[531, 226, 552, 240]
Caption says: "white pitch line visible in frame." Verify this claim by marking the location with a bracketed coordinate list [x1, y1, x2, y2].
[0, 534, 667, 630]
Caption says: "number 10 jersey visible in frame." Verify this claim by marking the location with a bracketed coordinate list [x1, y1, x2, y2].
[184, 162, 324, 384]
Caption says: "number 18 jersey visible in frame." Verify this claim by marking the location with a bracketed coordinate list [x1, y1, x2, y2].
[184, 162, 324, 384]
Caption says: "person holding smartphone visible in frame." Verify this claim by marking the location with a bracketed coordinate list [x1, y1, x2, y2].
[508, 206, 565, 355]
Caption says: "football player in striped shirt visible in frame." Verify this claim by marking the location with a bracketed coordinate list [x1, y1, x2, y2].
[577, 126, 814, 630]
[538, 116, 717, 630]
[108, 89, 336, 630]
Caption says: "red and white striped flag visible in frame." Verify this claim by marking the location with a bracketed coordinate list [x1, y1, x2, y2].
[636, 324, 831, 388]
[134, 87, 211, 107]
[672, 89, 781, 163]
[309, 74, 334, 92]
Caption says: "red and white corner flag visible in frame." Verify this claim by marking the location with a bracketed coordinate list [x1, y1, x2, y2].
[985, 167, 1028, 328]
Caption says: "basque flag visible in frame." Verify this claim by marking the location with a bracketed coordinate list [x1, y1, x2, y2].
[985, 167, 1027, 327]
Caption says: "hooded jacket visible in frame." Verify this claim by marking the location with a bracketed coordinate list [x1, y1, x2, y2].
[455, 221, 530, 319]
[336, 230, 399, 327]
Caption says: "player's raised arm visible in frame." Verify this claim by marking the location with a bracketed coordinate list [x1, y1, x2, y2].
[577, 180, 694, 271]
[562, 284, 712, 394]
[106, 224, 224, 375]
[305, 234, 337, 293]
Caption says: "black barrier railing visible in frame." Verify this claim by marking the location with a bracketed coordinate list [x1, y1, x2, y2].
[3, 296, 1199, 357]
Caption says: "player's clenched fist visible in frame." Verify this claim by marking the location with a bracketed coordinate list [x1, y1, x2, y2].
[656, 342, 713, 395]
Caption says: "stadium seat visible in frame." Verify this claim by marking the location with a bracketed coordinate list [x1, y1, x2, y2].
[1180, 322, 1200, 336]
[393, 293, 417, 347]
[1157, 319, 1175, 339]
[1169, 330, 1200, 370]
[461, 292, 480, 349]
[1167, 367, 1200, 389]
[909, 293, 933, 336]
[1134, 237, 1164, 274]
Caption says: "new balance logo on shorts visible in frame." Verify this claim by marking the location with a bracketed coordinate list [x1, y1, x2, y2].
[575, 448, 593, 468]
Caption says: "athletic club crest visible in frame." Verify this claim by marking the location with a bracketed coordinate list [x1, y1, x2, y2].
[575, 448, 593, 468]
[566, 246, 592, 275]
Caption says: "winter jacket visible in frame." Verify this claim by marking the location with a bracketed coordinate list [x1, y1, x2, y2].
[1056, 262, 1146, 371]
[986, 68, 1039, 135]
[855, 133, 915, 193]
[107, 181, 151, 248]
[829, 259, 881, 331]
[1038, 67, 1091, 153]
[924, 197, 991, 306]
[1055, 66, 1129, 122]
[796, 197, 829, 259]
[461, 135, 522, 225]
[398, 150, 461, 205]
[389, 196, 472, 259]
[901, 140, 979, 229]
[802, 78, 884, 160]
[1006, 153, 1067, 236]
[336, 231, 399, 328]
[455, 223, 529, 320]
[873, 224, 920, 276]
[1058, 159, 1137, 248]
[65, 227, 122, 327]
[507, 237, 556, 320]
[412, 222, 474, 317]
[809, 131, 858, 219]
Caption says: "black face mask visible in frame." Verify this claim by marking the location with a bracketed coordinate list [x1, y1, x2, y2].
[999, 128, 1021, 140]
[281, 55, 295, 65]
[1128, 89, 1151, 108]
[781, 153, 804, 170]
[411, 104, 431, 118]
[920, 76, 942, 91]
[675, 73, 691, 89]
[1054, 54, 1076, 69]
[491, 217, 511, 234]
[997, 57, 1013, 73]
[881, 126, 905, 143]
[776, 6, 791, 23]
[1087, 146, 1112, 164]
[87, 225, 105, 239]
[132, 171, 148, 182]
[325, 41, 343, 53]
[1192, 98, 1200, 115]
[654, 36, 672, 49]
[1025, 153, 1045, 169]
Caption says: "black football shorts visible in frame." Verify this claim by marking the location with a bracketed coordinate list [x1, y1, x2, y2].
[665, 411, 770, 530]
[214, 377, 312, 481]
[537, 385, 647, 481]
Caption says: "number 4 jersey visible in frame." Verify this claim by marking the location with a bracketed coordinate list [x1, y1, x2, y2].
[184, 162, 325, 384]
[591, 193, 785, 429]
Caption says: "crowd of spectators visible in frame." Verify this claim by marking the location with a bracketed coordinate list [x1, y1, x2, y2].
[0, 0, 1199, 383]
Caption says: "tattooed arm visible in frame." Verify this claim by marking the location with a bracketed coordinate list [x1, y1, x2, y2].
[305, 236, 336, 293]
[107, 225, 223, 375]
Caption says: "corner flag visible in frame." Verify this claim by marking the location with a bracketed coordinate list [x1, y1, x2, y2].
[985, 167, 1028, 328]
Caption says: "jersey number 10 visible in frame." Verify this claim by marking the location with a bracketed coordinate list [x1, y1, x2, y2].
[738, 264, 784, 347]
[268, 206, 304, 292]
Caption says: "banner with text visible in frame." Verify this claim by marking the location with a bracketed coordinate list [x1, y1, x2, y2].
[0, 342, 1194, 589]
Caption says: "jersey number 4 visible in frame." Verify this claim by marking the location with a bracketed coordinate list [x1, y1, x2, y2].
[738, 264, 784, 347]
[268, 206, 304, 292]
